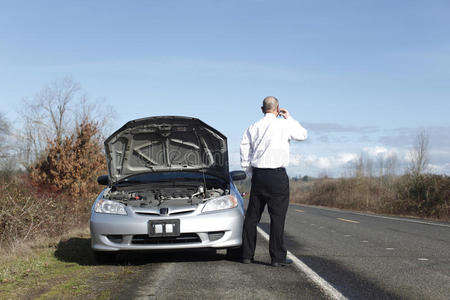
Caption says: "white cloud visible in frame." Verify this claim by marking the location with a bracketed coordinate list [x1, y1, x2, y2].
[290, 152, 358, 170]
[429, 163, 450, 174]
[288, 147, 413, 177]
[362, 146, 388, 157]
[361, 146, 408, 160]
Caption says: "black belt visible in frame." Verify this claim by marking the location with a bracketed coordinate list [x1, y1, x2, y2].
[253, 167, 285, 171]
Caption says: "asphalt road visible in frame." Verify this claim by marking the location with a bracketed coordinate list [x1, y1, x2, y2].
[111, 204, 449, 300]
[114, 235, 325, 300]
[263, 204, 450, 299]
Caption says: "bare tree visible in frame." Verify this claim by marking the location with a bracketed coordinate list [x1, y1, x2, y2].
[353, 154, 364, 178]
[377, 154, 385, 178]
[0, 112, 10, 165]
[409, 131, 429, 176]
[376, 152, 398, 178]
[75, 95, 116, 141]
[17, 78, 81, 166]
[385, 153, 398, 177]
[0, 112, 8, 141]
[16, 77, 115, 167]
[365, 156, 374, 178]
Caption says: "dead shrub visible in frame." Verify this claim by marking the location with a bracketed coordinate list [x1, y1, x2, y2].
[30, 118, 105, 201]
[396, 174, 450, 219]
[0, 174, 85, 249]
[0, 119, 107, 250]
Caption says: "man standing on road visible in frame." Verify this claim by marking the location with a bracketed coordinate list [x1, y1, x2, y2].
[240, 96, 307, 267]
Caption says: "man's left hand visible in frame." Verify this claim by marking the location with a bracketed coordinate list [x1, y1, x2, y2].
[279, 108, 290, 119]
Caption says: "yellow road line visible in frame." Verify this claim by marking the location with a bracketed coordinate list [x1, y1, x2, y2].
[295, 209, 304, 212]
[337, 218, 360, 224]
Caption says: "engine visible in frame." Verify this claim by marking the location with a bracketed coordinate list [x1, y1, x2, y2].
[102, 185, 226, 208]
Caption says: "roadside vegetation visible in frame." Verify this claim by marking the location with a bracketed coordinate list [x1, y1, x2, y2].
[0, 78, 107, 251]
[0, 228, 141, 299]
[237, 133, 450, 221]
[290, 174, 449, 221]
[0, 78, 117, 298]
[290, 132, 449, 221]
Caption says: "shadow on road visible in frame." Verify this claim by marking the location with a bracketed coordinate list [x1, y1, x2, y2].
[54, 237, 239, 266]
[54, 237, 96, 265]
[299, 255, 402, 300]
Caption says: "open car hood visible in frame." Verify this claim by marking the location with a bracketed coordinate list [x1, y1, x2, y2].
[104, 116, 229, 184]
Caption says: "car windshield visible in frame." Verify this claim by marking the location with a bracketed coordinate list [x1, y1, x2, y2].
[116, 171, 224, 185]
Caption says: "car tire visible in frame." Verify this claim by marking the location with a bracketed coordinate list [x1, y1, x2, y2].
[226, 246, 242, 260]
[93, 251, 117, 265]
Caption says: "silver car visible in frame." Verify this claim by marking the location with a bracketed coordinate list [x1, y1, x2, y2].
[90, 116, 246, 263]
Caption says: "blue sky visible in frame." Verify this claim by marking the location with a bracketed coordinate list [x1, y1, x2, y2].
[1, 0, 449, 176]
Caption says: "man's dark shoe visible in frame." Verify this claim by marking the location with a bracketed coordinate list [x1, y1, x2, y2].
[241, 258, 254, 264]
[271, 258, 293, 267]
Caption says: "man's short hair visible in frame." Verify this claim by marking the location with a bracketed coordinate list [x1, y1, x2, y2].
[262, 96, 279, 113]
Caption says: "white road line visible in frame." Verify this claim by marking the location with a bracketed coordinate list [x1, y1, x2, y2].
[257, 226, 347, 300]
[385, 248, 395, 250]
[351, 212, 450, 228]
[417, 258, 429, 261]
[295, 204, 450, 228]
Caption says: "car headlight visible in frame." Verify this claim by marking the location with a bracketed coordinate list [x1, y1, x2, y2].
[94, 199, 127, 215]
[202, 195, 237, 213]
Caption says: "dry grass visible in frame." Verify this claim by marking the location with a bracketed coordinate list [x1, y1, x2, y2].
[290, 174, 450, 221]
[0, 226, 90, 280]
[0, 174, 93, 251]
[0, 226, 140, 300]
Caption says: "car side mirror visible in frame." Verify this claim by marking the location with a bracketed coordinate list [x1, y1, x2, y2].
[97, 175, 109, 185]
[230, 170, 246, 181]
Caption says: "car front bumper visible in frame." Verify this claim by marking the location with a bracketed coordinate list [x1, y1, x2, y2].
[90, 207, 243, 252]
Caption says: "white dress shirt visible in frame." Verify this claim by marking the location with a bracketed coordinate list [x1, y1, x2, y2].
[240, 113, 307, 173]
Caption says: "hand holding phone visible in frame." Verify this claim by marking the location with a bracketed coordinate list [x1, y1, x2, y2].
[278, 108, 290, 119]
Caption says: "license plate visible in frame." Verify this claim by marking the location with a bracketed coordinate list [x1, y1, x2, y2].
[148, 219, 180, 237]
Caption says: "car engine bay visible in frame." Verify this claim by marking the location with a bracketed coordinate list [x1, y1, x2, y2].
[102, 183, 228, 208]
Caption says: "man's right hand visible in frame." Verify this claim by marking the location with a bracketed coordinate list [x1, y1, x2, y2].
[279, 108, 290, 119]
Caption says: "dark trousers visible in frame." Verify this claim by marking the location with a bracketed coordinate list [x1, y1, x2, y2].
[241, 167, 290, 262]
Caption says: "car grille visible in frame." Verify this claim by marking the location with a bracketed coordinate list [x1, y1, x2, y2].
[168, 210, 195, 216]
[135, 212, 160, 216]
[135, 209, 195, 216]
[131, 233, 201, 245]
